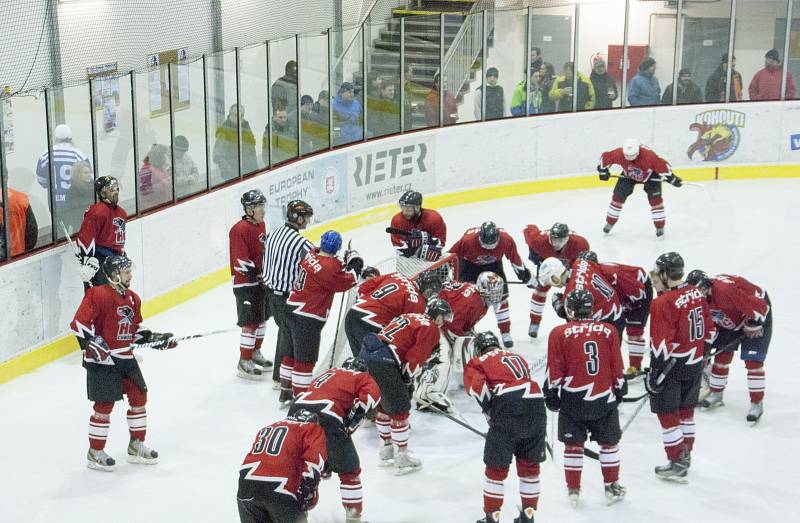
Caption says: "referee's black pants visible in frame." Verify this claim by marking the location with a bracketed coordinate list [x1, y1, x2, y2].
[267, 291, 293, 382]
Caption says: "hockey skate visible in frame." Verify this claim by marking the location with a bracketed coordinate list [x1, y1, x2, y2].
[251, 349, 273, 369]
[602, 223, 614, 234]
[127, 439, 159, 465]
[393, 447, 422, 476]
[345, 508, 362, 523]
[271, 380, 281, 391]
[513, 507, 535, 523]
[701, 391, 724, 409]
[528, 323, 540, 339]
[654, 457, 688, 483]
[237, 359, 263, 381]
[501, 333, 514, 348]
[477, 511, 500, 523]
[655, 227, 665, 238]
[278, 387, 293, 409]
[747, 402, 764, 423]
[86, 448, 115, 472]
[604, 482, 626, 505]
[624, 366, 643, 382]
[568, 488, 580, 508]
[378, 442, 395, 467]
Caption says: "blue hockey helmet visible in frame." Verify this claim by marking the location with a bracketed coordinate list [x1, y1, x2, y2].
[320, 230, 342, 254]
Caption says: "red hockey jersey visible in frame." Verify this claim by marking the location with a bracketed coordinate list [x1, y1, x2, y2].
[229, 218, 267, 288]
[600, 262, 649, 309]
[288, 249, 357, 321]
[650, 283, 715, 366]
[448, 227, 524, 268]
[707, 275, 769, 331]
[239, 419, 326, 501]
[353, 273, 425, 328]
[438, 281, 488, 337]
[378, 313, 441, 377]
[523, 224, 589, 267]
[293, 367, 381, 424]
[565, 259, 623, 323]
[70, 284, 143, 361]
[547, 320, 624, 406]
[464, 348, 542, 409]
[390, 208, 447, 254]
[77, 201, 127, 257]
[599, 146, 672, 183]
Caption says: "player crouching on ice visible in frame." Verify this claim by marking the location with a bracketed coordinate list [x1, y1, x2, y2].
[70, 255, 176, 471]
[359, 299, 453, 475]
[465, 332, 546, 523]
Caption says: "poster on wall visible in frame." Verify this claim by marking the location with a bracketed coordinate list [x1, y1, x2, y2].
[87, 63, 120, 132]
[2, 97, 14, 154]
[346, 135, 436, 212]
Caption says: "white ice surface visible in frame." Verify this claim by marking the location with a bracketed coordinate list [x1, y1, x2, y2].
[2, 179, 798, 522]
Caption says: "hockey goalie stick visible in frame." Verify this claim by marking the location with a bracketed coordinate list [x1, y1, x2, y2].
[425, 403, 487, 438]
[385, 226, 412, 237]
[329, 240, 353, 368]
[59, 220, 94, 287]
[133, 327, 238, 349]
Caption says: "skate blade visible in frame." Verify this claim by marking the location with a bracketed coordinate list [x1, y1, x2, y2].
[606, 495, 625, 506]
[236, 370, 264, 381]
[569, 498, 579, 508]
[746, 416, 762, 424]
[377, 459, 395, 468]
[656, 475, 688, 484]
[701, 401, 723, 409]
[86, 461, 114, 472]
[254, 361, 273, 370]
[393, 464, 422, 476]
[127, 455, 159, 465]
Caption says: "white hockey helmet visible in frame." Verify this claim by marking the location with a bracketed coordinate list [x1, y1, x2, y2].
[538, 257, 568, 287]
[476, 271, 504, 306]
[54, 124, 73, 141]
[622, 138, 640, 160]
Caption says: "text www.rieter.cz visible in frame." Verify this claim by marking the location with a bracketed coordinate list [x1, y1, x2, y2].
[365, 183, 413, 201]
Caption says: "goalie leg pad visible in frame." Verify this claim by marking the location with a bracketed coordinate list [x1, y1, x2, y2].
[413, 340, 454, 411]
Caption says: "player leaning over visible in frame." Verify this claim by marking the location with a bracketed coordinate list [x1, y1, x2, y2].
[359, 299, 453, 475]
[546, 290, 626, 507]
[70, 255, 175, 471]
[465, 332, 546, 523]
[597, 139, 683, 238]
[237, 409, 326, 523]
[229, 190, 272, 380]
[285, 231, 362, 399]
[647, 253, 715, 482]
[449, 221, 531, 347]
[76, 176, 127, 289]
[523, 222, 589, 338]
[389, 190, 447, 261]
[686, 270, 771, 423]
[290, 358, 381, 523]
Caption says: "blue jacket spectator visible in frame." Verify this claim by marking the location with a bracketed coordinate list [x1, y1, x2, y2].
[627, 58, 661, 106]
[332, 82, 363, 146]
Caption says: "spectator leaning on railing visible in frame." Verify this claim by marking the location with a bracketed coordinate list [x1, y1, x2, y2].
[749, 49, 796, 101]
[627, 57, 660, 106]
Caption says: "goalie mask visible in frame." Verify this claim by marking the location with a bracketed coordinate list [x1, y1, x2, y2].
[287, 409, 319, 424]
[538, 257, 568, 287]
[476, 271, 503, 306]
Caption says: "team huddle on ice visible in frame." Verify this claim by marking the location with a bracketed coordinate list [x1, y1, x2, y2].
[65, 140, 771, 523]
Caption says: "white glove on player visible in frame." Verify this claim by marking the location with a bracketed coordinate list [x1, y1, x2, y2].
[80, 257, 100, 282]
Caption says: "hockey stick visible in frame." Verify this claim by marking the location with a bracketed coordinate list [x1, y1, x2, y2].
[608, 173, 704, 188]
[329, 240, 353, 368]
[385, 226, 412, 237]
[133, 327, 238, 349]
[425, 403, 487, 438]
[622, 395, 649, 433]
[60, 220, 94, 288]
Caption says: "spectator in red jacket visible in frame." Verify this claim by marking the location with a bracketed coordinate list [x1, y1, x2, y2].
[748, 49, 796, 101]
[425, 73, 458, 126]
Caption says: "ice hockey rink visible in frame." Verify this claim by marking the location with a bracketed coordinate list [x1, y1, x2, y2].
[1, 178, 797, 523]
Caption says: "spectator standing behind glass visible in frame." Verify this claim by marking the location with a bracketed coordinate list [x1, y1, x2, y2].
[61, 160, 94, 234]
[367, 80, 400, 138]
[589, 55, 618, 110]
[705, 54, 742, 102]
[265, 98, 298, 165]
[313, 90, 330, 126]
[213, 104, 257, 180]
[272, 61, 298, 119]
[173, 135, 202, 196]
[474, 67, 505, 120]
[538, 62, 557, 114]
[425, 73, 458, 126]
[749, 49, 796, 101]
[510, 70, 543, 116]
[332, 82, 363, 146]
[402, 64, 428, 131]
[0, 166, 38, 258]
[661, 68, 703, 105]
[138, 144, 172, 210]
[627, 58, 660, 106]
[550, 62, 595, 112]
[36, 124, 92, 212]
[530, 47, 543, 77]
[300, 95, 327, 154]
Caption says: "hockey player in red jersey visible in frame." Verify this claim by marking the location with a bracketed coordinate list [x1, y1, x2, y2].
[285, 231, 362, 398]
[237, 409, 327, 523]
[229, 190, 272, 380]
[579, 250, 653, 380]
[290, 358, 381, 523]
[76, 176, 128, 288]
[465, 332, 546, 523]
[70, 255, 175, 471]
[449, 221, 532, 347]
[344, 270, 442, 357]
[389, 190, 447, 261]
[546, 290, 627, 507]
[359, 299, 452, 475]
[647, 253, 715, 482]
[686, 270, 771, 423]
[597, 139, 683, 238]
[523, 222, 589, 338]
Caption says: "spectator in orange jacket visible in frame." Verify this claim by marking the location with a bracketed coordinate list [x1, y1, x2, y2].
[748, 49, 796, 101]
[1, 166, 38, 258]
[425, 73, 458, 126]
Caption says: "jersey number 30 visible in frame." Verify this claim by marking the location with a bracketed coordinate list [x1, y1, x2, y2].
[252, 426, 288, 456]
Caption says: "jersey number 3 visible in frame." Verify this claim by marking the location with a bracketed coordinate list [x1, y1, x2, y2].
[252, 426, 288, 456]
[584, 341, 599, 376]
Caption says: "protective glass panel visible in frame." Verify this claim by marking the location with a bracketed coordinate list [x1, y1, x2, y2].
[207, 51, 240, 185]
[269, 37, 299, 165]
[783, 10, 800, 100]
[442, 12, 481, 125]
[578, 2, 624, 110]
[135, 66, 173, 211]
[366, 20, 401, 139]
[239, 44, 269, 174]
[172, 58, 208, 199]
[679, 0, 733, 103]
[402, 15, 441, 130]
[486, 8, 526, 119]
[332, 25, 364, 146]
[298, 33, 331, 153]
[530, 5, 576, 113]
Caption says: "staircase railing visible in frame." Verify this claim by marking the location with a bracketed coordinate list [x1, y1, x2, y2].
[441, 0, 495, 98]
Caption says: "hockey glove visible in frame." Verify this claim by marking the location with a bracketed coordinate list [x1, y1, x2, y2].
[742, 321, 764, 338]
[136, 330, 177, 350]
[344, 406, 367, 435]
[514, 266, 532, 285]
[597, 165, 611, 181]
[79, 256, 100, 283]
[544, 388, 561, 412]
[408, 229, 428, 250]
[614, 381, 628, 404]
[82, 336, 112, 364]
[551, 292, 566, 319]
[298, 476, 320, 511]
[528, 249, 542, 266]
[419, 243, 442, 262]
[344, 250, 364, 277]
[664, 173, 683, 187]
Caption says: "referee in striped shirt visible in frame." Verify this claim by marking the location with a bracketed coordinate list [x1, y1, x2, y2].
[264, 199, 314, 405]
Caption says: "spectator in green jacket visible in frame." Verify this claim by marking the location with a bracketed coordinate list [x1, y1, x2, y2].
[550, 62, 595, 111]
[510, 70, 544, 116]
